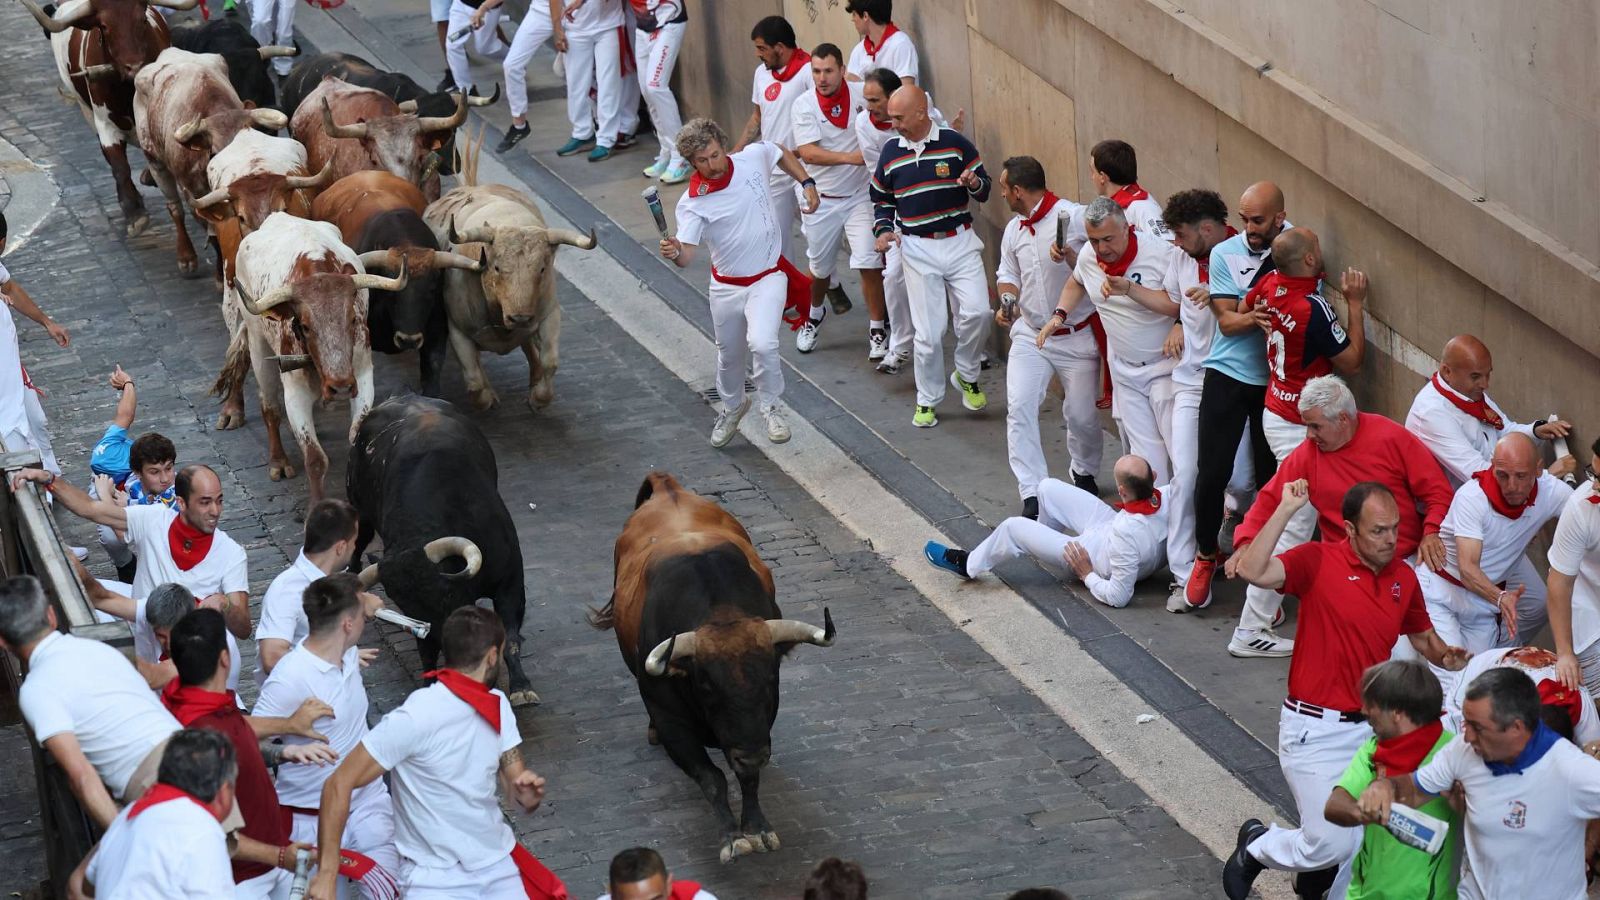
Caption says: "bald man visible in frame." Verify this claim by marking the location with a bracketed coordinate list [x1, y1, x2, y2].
[1420, 433, 1572, 679]
[869, 84, 992, 427]
[1405, 334, 1576, 488]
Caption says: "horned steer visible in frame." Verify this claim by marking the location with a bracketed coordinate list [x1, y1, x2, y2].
[595, 472, 835, 863]
[423, 184, 597, 411]
[222, 212, 402, 500]
[347, 394, 537, 705]
[290, 77, 465, 201]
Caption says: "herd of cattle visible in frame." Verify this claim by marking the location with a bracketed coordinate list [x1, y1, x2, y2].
[20, 0, 838, 862]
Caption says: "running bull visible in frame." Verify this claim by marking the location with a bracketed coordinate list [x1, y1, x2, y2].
[291, 77, 467, 201]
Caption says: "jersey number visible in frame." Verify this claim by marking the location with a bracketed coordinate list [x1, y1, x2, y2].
[1266, 329, 1288, 381]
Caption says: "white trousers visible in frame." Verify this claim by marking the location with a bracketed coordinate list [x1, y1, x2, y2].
[1240, 408, 1316, 631]
[564, 26, 624, 146]
[249, 0, 296, 75]
[768, 176, 801, 264]
[234, 867, 290, 900]
[709, 271, 786, 412]
[400, 853, 523, 899]
[1006, 322, 1102, 500]
[882, 240, 913, 357]
[898, 229, 988, 407]
[1249, 706, 1369, 884]
[4, 388, 60, 475]
[1167, 383, 1255, 585]
[1107, 359, 1177, 483]
[802, 192, 879, 280]
[288, 797, 399, 900]
[445, 0, 508, 95]
[503, 8, 554, 119]
[968, 478, 1112, 581]
[634, 22, 685, 165]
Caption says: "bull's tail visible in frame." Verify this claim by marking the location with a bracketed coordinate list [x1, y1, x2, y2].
[210, 327, 251, 398]
[633, 471, 680, 509]
[586, 595, 616, 631]
[454, 123, 487, 188]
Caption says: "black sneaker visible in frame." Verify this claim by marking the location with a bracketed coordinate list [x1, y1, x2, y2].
[496, 123, 530, 153]
[616, 132, 638, 149]
[1072, 472, 1100, 496]
[826, 284, 853, 315]
[1222, 819, 1267, 900]
[436, 70, 457, 93]
[1022, 496, 1039, 520]
[1292, 867, 1337, 899]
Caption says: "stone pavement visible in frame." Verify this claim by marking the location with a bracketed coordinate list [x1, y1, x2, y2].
[0, 4, 1227, 897]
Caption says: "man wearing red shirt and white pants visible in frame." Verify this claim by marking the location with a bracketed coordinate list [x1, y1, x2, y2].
[661, 119, 819, 449]
[1223, 479, 1467, 900]
[1549, 439, 1600, 698]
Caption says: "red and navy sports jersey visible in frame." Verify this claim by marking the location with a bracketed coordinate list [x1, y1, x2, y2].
[1246, 271, 1349, 424]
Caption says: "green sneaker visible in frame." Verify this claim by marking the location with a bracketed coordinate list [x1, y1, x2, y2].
[950, 372, 987, 411]
[913, 405, 938, 428]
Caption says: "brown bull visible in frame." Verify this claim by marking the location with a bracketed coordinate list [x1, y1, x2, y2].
[290, 78, 465, 202]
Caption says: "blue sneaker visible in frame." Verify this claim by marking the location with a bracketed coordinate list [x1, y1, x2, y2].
[587, 145, 613, 163]
[556, 137, 594, 156]
[924, 541, 970, 579]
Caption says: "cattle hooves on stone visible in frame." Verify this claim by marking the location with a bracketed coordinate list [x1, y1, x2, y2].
[508, 688, 541, 707]
[269, 462, 298, 481]
[126, 214, 150, 238]
[751, 831, 780, 852]
[179, 258, 200, 277]
[139, 168, 155, 187]
[468, 388, 499, 411]
[718, 836, 755, 864]
[214, 409, 245, 431]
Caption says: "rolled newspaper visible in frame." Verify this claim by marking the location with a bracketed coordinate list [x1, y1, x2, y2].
[1386, 801, 1448, 855]
[642, 186, 670, 237]
[1055, 214, 1067, 252]
[287, 848, 312, 899]
[375, 608, 431, 640]
[1550, 412, 1579, 486]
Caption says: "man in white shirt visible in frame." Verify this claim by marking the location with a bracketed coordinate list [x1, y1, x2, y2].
[790, 43, 881, 357]
[309, 607, 549, 900]
[844, 0, 917, 84]
[1087, 140, 1167, 239]
[1044, 197, 1178, 481]
[924, 456, 1169, 610]
[598, 847, 719, 900]
[1360, 667, 1600, 900]
[545, 0, 627, 161]
[255, 573, 398, 898]
[736, 15, 814, 264]
[257, 498, 361, 683]
[1549, 440, 1600, 698]
[73, 728, 239, 900]
[660, 118, 819, 449]
[84, 578, 245, 695]
[992, 155, 1098, 519]
[1444, 646, 1600, 745]
[0, 212, 72, 476]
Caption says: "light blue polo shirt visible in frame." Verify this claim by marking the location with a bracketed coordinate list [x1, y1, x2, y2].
[1202, 232, 1272, 386]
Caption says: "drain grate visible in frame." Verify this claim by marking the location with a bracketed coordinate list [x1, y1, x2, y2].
[700, 380, 757, 402]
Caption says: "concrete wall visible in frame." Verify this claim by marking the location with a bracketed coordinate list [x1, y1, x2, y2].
[672, 0, 1599, 458]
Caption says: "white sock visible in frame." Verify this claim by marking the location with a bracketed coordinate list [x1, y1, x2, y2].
[809, 305, 826, 323]
[869, 319, 886, 331]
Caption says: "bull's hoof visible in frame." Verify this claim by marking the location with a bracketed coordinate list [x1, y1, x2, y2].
[468, 387, 499, 411]
[718, 836, 755, 864]
[269, 461, 298, 481]
[744, 831, 780, 852]
[508, 688, 541, 707]
[214, 408, 245, 431]
[125, 213, 150, 238]
[138, 168, 155, 187]
[178, 256, 200, 277]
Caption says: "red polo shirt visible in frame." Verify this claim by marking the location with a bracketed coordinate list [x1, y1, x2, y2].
[1280, 539, 1433, 712]
[190, 705, 292, 882]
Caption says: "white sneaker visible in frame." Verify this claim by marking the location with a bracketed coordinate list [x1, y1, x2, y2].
[796, 318, 822, 353]
[761, 404, 790, 443]
[1166, 583, 1201, 613]
[661, 160, 692, 184]
[876, 349, 909, 375]
[1228, 627, 1294, 658]
[709, 395, 751, 447]
[868, 329, 888, 360]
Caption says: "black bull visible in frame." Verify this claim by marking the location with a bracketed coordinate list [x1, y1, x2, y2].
[346, 394, 536, 704]
[168, 19, 284, 111]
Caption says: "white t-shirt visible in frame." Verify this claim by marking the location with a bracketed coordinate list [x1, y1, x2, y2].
[1072, 234, 1178, 370]
[132, 595, 241, 695]
[1165, 249, 1211, 388]
[18, 632, 179, 799]
[564, 0, 623, 35]
[790, 79, 867, 198]
[846, 28, 918, 81]
[1440, 473, 1573, 583]
[1445, 648, 1600, 745]
[674, 142, 784, 278]
[1549, 481, 1600, 653]
[124, 505, 248, 604]
[254, 551, 324, 685]
[1082, 490, 1171, 610]
[363, 682, 520, 869]
[0, 279, 32, 447]
[752, 58, 814, 192]
[1122, 194, 1169, 239]
[86, 794, 233, 899]
[996, 195, 1088, 332]
[1416, 734, 1600, 900]
[254, 643, 384, 809]
[1405, 378, 1535, 488]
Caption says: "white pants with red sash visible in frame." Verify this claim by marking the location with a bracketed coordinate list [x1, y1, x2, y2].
[708, 269, 787, 413]
[287, 788, 398, 900]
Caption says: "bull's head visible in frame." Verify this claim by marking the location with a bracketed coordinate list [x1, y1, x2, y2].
[21, 0, 196, 79]
[321, 92, 466, 188]
[447, 218, 597, 330]
[190, 159, 334, 232]
[357, 244, 479, 350]
[173, 107, 289, 155]
[356, 536, 483, 619]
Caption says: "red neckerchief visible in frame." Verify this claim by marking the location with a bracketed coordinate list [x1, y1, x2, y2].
[1196, 225, 1239, 283]
[1119, 489, 1162, 516]
[168, 516, 214, 572]
[1371, 719, 1444, 777]
[1109, 183, 1149, 208]
[869, 112, 893, 131]
[1474, 468, 1537, 520]
[1430, 373, 1503, 429]
[1018, 192, 1059, 235]
[161, 682, 238, 726]
[670, 882, 703, 900]
[770, 49, 811, 83]
[862, 22, 899, 60]
[512, 845, 569, 900]
[1098, 227, 1140, 278]
[1539, 678, 1586, 728]
[1244, 270, 1320, 312]
[128, 782, 213, 820]
[687, 158, 734, 197]
[816, 82, 851, 129]
[425, 668, 501, 731]
[1588, 494, 1599, 505]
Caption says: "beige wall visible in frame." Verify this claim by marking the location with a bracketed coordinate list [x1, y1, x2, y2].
[671, 0, 1598, 458]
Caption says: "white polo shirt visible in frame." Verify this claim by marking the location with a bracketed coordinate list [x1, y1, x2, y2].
[1444, 648, 1600, 745]
[124, 505, 248, 604]
[1072, 234, 1178, 372]
[1083, 494, 1171, 610]
[1549, 481, 1600, 654]
[1122, 194, 1167, 239]
[18, 631, 179, 799]
[254, 643, 383, 809]
[1405, 377, 1537, 487]
[132, 595, 242, 694]
[86, 793, 233, 899]
[362, 682, 520, 869]
[790, 80, 867, 198]
[674, 143, 784, 279]
[996, 195, 1088, 332]
[564, 0, 623, 36]
[1440, 474, 1572, 583]
[753, 58, 814, 195]
[847, 28, 918, 81]
[1164, 249, 1211, 388]
[254, 551, 324, 684]
[1416, 734, 1600, 900]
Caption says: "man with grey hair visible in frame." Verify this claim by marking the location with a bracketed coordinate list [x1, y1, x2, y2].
[82, 578, 246, 695]
[1227, 375, 1453, 658]
[660, 117, 820, 448]
[1044, 196, 1179, 481]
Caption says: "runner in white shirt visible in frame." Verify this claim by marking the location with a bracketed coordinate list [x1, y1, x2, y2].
[255, 573, 398, 898]
[790, 44, 882, 357]
[310, 607, 550, 900]
[1088, 139, 1168, 238]
[737, 15, 813, 264]
[992, 155, 1098, 519]
[1420, 433, 1572, 668]
[1361, 667, 1600, 900]
[0, 216, 71, 475]
[924, 456, 1169, 610]
[1549, 443, 1600, 698]
[1404, 333, 1576, 487]
[661, 120, 819, 449]
[550, 0, 628, 161]
[1046, 197, 1179, 482]
[844, 0, 918, 83]
[257, 498, 361, 683]
[83, 578, 244, 695]
[1444, 646, 1600, 745]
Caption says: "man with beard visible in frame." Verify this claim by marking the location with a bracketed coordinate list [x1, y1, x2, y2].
[736, 16, 816, 267]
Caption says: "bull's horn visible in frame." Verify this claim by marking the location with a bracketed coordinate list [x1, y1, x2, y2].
[72, 64, 118, 80]
[19, 0, 91, 32]
[422, 536, 481, 579]
[765, 608, 836, 647]
[189, 185, 232, 210]
[432, 250, 481, 271]
[351, 255, 409, 293]
[545, 226, 597, 250]
[644, 631, 698, 677]
[416, 151, 441, 188]
[321, 98, 369, 140]
[357, 562, 381, 587]
[146, 0, 199, 10]
[463, 82, 500, 107]
[283, 158, 335, 190]
[447, 218, 494, 245]
[396, 99, 419, 113]
[173, 116, 207, 144]
[232, 278, 294, 315]
[356, 249, 398, 272]
[249, 108, 289, 131]
[256, 45, 298, 60]
[270, 354, 312, 372]
[415, 90, 467, 133]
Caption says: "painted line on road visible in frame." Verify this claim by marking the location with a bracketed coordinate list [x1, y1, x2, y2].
[0, 136, 60, 257]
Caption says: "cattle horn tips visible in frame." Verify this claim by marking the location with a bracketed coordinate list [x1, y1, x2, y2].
[396, 99, 419, 113]
[765, 617, 833, 648]
[321, 98, 369, 140]
[270, 354, 313, 373]
[147, 0, 199, 10]
[234, 279, 294, 316]
[356, 250, 397, 273]
[546, 226, 597, 250]
[257, 45, 298, 60]
[250, 107, 289, 131]
[283, 158, 335, 190]
[465, 82, 501, 107]
[644, 631, 697, 677]
[23, 0, 90, 31]
[357, 562, 381, 588]
[172, 116, 207, 144]
[423, 536, 481, 579]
